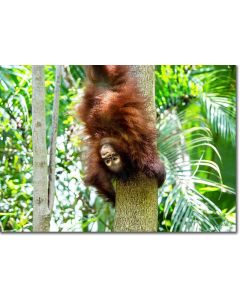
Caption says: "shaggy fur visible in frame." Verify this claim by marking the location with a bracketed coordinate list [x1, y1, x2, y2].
[77, 65, 165, 203]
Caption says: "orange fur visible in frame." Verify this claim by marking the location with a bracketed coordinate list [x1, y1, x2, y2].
[77, 65, 165, 203]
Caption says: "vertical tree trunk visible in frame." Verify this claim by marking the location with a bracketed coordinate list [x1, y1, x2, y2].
[113, 65, 158, 232]
[32, 65, 50, 232]
[48, 65, 62, 212]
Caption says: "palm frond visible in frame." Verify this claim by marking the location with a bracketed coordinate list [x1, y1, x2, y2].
[157, 109, 235, 232]
[191, 66, 236, 144]
[200, 93, 236, 144]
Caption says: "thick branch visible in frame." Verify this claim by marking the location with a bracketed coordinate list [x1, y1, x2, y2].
[113, 65, 158, 232]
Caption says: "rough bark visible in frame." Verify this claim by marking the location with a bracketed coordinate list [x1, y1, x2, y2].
[113, 65, 158, 232]
[48, 65, 62, 211]
[32, 65, 50, 232]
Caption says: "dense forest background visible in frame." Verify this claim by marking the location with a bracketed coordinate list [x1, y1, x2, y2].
[0, 65, 236, 232]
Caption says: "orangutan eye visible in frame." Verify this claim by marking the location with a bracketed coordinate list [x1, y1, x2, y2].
[113, 156, 119, 162]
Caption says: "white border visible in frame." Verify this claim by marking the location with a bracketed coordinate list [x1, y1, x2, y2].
[1, 1, 239, 299]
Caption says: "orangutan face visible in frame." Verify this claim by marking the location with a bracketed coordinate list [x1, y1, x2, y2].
[100, 143, 122, 173]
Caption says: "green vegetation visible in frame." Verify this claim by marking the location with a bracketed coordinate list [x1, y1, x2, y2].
[0, 65, 236, 232]
[156, 65, 236, 232]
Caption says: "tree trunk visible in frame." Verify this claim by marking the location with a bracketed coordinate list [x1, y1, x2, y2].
[32, 65, 50, 232]
[48, 65, 62, 212]
[113, 65, 158, 232]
